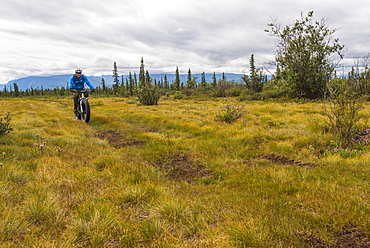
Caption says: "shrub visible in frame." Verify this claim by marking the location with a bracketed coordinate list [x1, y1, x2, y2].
[136, 85, 161, 105]
[173, 91, 184, 100]
[212, 80, 237, 97]
[324, 79, 368, 147]
[238, 86, 284, 101]
[215, 105, 245, 124]
[238, 89, 262, 101]
[226, 86, 243, 97]
[0, 112, 13, 137]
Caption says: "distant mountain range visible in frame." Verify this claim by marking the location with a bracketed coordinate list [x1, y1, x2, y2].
[2, 73, 246, 91]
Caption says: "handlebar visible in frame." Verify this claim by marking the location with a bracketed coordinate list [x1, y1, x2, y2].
[69, 89, 95, 93]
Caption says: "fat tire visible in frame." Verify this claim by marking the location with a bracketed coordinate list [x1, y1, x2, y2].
[80, 99, 90, 123]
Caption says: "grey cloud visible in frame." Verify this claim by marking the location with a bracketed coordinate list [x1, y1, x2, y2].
[0, 0, 75, 24]
[0, 0, 369, 83]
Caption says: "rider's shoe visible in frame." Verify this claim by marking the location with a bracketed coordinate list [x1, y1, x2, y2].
[74, 110, 81, 120]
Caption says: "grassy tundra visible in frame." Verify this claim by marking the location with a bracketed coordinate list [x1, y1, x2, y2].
[0, 96, 370, 247]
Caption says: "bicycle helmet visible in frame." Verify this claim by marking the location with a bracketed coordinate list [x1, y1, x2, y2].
[75, 67, 82, 74]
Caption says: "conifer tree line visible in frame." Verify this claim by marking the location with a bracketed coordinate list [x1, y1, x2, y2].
[0, 55, 267, 99]
[0, 83, 68, 98]
[105, 58, 254, 98]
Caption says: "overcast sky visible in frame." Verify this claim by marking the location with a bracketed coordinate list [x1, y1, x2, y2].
[0, 0, 369, 83]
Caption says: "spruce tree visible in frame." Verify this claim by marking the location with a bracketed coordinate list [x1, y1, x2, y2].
[112, 61, 119, 94]
[120, 75, 125, 95]
[242, 54, 264, 92]
[13, 83, 20, 97]
[201, 72, 207, 87]
[212, 72, 217, 87]
[164, 75, 169, 89]
[187, 68, 192, 88]
[128, 72, 134, 96]
[139, 57, 145, 88]
[135, 58, 160, 105]
[250, 54, 257, 80]
[187, 68, 196, 89]
[134, 72, 138, 89]
[101, 78, 106, 93]
[174, 66, 181, 91]
[145, 70, 152, 86]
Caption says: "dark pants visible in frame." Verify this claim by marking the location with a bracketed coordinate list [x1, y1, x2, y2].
[73, 92, 79, 112]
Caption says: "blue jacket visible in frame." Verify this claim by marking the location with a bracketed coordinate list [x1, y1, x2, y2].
[68, 74, 95, 90]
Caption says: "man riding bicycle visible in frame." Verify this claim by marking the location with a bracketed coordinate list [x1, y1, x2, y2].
[68, 67, 95, 113]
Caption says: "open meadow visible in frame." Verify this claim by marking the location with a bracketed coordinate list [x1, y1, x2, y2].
[1, 96, 370, 247]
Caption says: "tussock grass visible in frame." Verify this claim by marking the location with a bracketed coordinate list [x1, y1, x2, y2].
[0, 97, 370, 247]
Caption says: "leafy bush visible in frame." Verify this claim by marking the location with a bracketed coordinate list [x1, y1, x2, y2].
[225, 87, 243, 97]
[173, 91, 184, 100]
[238, 89, 262, 101]
[266, 11, 344, 99]
[215, 105, 245, 124]
[0, 112, 13, 137]
[136, 85, 161, 105]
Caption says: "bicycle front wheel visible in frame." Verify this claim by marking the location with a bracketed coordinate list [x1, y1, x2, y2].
[80, 99, 90, 123]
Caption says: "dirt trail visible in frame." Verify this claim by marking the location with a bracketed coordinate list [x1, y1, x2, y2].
[152, 153, 212, 183]
[258, 153, 317, 167]
[299, 224, 370, 247]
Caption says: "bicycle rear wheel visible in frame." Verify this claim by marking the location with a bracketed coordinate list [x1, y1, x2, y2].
[80, 99, 90, 123]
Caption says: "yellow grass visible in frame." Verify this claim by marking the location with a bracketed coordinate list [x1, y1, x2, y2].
[0, 97, 370, 247]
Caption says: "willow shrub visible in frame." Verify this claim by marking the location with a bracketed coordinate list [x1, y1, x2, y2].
[324, 78, 369, 147]
[136, 85, 161, 106]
